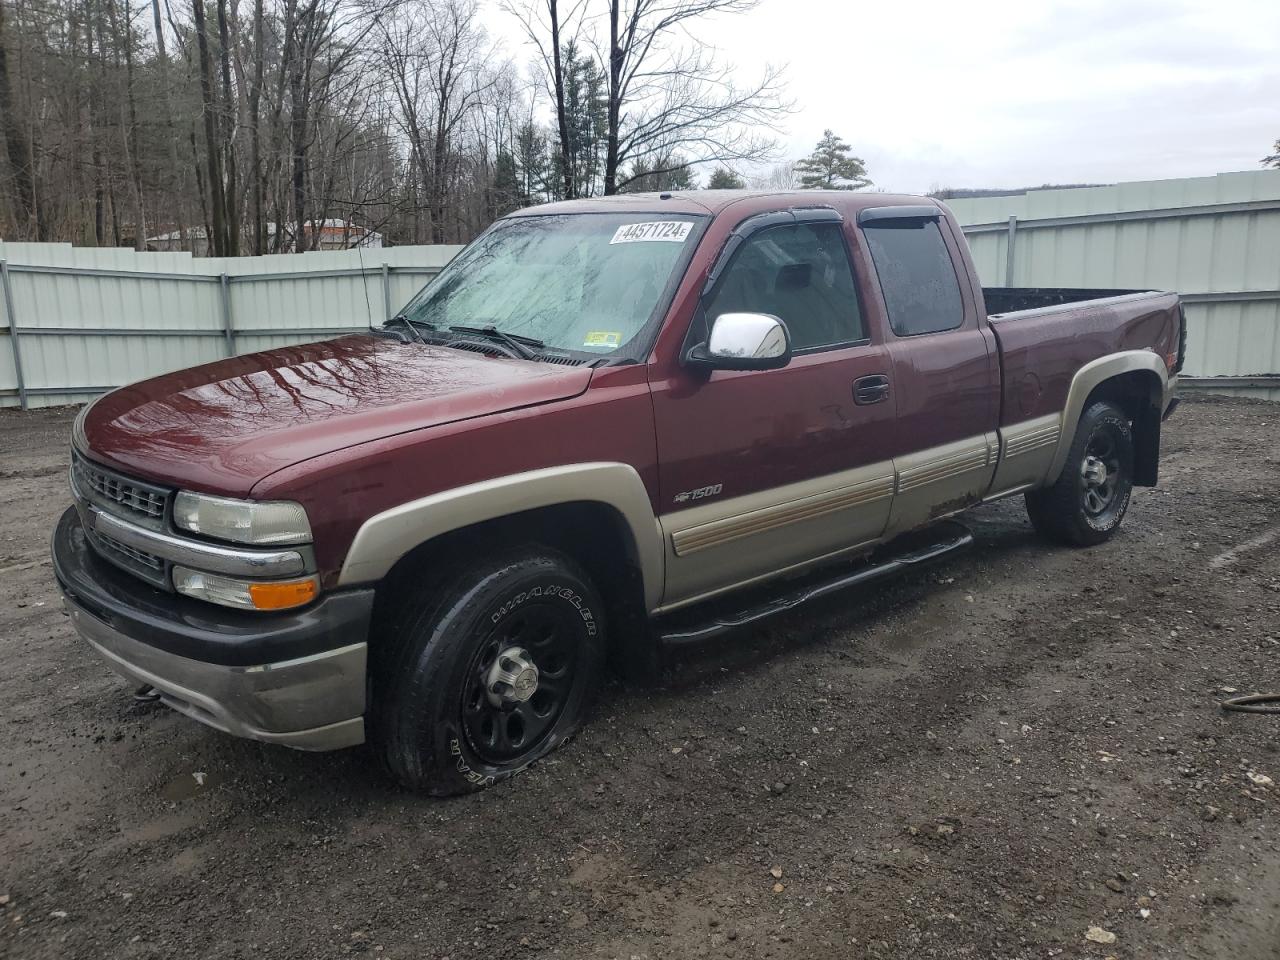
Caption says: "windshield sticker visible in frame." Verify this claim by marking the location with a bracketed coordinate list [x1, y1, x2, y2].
[610, 221, 693, 244]
[583, 331, 622, 349]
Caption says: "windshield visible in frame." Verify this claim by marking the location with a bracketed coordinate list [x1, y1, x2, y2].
[396, 213, 705, 357]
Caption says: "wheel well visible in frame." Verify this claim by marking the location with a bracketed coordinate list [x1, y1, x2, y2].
[1082, 370, 1163, 486]
[371, 501, 653, 673]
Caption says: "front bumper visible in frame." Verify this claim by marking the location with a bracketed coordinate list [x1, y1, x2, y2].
[53, 507, 373, 751]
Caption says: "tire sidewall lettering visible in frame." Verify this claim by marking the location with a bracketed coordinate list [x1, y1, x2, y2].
[449, 736, 496, 787]
[488, 581, 598, 637]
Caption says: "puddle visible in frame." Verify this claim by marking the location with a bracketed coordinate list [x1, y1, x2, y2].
[160, 769, 223, 801]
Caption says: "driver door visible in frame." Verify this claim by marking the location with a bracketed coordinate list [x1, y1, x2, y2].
[649, 212, 898, 609]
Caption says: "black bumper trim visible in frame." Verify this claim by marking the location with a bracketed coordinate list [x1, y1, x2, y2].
[53, 506, 374, 667]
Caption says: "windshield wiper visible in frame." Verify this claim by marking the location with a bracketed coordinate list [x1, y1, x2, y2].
[384, 314, 437, 344]
[448, 325, 544, 361]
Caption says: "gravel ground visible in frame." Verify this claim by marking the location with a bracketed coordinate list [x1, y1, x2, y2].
[3, 396, 1280, 959]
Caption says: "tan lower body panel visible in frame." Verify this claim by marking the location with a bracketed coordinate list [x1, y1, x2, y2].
[987, 413, 1062, 499]
[658, 424, 1065, 612]
[660, 462, 895, 609]
[882, 433, 999, 538]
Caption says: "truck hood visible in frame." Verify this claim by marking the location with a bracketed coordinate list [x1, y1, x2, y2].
[79, 335, 593, 495]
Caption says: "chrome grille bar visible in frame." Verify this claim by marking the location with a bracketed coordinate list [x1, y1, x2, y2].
[89, 507, 308, 578]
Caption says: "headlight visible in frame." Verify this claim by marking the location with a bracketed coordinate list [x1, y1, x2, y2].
[173, 491, 312, 546]
[173, 566, 319, 611]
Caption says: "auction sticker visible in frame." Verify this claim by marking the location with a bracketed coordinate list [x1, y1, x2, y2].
[583, 331, 622, 348]
[610, 221, 692, 244]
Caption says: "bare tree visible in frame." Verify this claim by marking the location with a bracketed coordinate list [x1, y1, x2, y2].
[600, 0, 787, 193]
[750, 161, 798, 191]
[422, 0, 491, 242]
[0, 0, 46, 238]
[501, 0, 589, 199]
[504, 0, 786, 196]
[2, 0, 788, 249]
[192, 0, 230, 254]
[102, 0, 147, 247]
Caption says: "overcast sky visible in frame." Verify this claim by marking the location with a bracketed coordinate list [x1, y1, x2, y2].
[481, 0, 1280, 194]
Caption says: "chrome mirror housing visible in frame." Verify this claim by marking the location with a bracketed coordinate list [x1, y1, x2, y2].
[685, 312, 792, 371]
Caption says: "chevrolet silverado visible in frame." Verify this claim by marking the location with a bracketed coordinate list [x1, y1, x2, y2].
[53, 190, 1184, 793]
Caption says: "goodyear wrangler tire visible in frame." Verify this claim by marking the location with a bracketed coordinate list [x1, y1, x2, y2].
[1025, 400, 1134, 547]
[373, 547, 605, 794]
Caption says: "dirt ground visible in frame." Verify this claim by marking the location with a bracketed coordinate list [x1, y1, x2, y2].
[3, 397, 1280, 960]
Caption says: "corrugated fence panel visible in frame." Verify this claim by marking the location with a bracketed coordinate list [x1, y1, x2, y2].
[7, 176, 1280, 407]
[946, 169, 1280, 398]
[0, 243, 461, 408]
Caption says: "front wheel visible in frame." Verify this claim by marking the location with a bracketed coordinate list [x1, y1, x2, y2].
[1025, 400, 1134, 546]
[372, 547, 605, 794]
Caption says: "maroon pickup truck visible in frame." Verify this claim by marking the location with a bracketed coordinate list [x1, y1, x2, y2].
[53, 191, 1184, 793]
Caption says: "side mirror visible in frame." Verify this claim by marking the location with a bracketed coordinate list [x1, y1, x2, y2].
[684, 312, 792, 371]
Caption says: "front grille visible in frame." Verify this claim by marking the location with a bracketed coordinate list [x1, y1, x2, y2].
[73, 452, 170, 526]
[93, 529, 168, 586]
[72, 450, 175, 588]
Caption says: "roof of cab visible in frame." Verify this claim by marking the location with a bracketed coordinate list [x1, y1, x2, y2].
[505, 190, 940, 220]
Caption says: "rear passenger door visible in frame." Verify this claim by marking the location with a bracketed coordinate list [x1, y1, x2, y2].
[652, 210, 899, 608]
[858, 206, 1000, 536]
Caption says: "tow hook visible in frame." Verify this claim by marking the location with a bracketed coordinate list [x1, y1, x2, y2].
[133, 684, 161, 703]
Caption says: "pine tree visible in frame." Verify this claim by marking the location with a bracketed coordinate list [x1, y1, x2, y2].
[794, 130, 871, 190]
[707, 168, 745, 189]
[515, 121, 551, 201]
[1264, 139, 1280, 168]
[557, 40, 608, 197]
[493, 150, 524, 215]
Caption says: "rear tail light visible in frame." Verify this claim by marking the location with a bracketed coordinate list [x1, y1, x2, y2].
[1172, 304, 1188, 374]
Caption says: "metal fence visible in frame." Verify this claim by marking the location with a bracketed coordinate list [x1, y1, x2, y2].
[0, 243, 461, 408]
[5, 170, 1280, 409]
[944, 169, 1280, 400]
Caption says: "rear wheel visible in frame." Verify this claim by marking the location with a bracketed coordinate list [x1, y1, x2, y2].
[372, 547, 605, 794]
[1025, 400, 1134, 546]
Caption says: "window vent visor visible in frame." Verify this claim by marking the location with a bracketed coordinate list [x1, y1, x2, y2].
[857, 205, 942, 226]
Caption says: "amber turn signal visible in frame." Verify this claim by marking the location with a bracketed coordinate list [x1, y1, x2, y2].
[248, 577, 320, 611]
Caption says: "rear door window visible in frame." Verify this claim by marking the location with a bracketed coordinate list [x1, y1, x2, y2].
[863, 220, 964, 336]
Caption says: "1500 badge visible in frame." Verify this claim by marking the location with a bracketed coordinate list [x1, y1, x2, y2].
[673, 483, 723, 504]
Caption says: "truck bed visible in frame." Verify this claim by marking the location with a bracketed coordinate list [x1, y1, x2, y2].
[982, 286, 1150, 315]
[984, 288, 1182, 428]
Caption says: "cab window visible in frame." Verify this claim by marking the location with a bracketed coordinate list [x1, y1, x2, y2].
[704, 222, 864, 351]
[863, 219, 964, 336]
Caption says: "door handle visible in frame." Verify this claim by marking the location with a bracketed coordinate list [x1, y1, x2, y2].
[853, 375, 890, 405]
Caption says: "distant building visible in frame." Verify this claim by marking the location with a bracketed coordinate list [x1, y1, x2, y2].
[305, 219, 383, 251]
[147, 219, 383, 255]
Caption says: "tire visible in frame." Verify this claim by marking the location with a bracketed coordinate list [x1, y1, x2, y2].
[1025, 400, 1134, 546]
[372, 547, 605, 795]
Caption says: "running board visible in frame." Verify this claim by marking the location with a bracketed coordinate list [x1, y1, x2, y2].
[657, 520, 973, 647]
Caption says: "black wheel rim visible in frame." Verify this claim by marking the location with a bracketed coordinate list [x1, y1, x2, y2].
[460, 603, 579, 765]
[1080, 429, 1123, 516]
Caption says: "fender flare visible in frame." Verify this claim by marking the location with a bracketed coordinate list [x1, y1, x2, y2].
[1046, 350, 1169, 483]
[337, 462, 665, 612]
